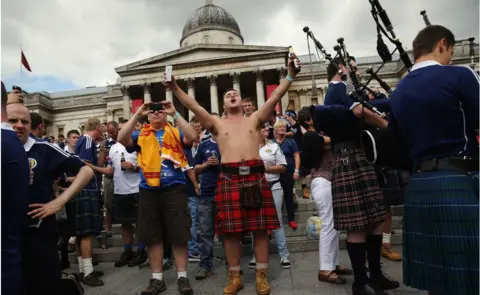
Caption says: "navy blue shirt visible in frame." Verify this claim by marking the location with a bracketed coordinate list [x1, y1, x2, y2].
[194, 139, 221, 197]
[275, 138, 298, 173]
[184, 146, 197, 197]
[313, 103, 362, 145]
[1, 126, 29, 284]
[75, 135, 100, 190]
[324, 81, 360, 110]
[129, 128, 187, 189]
[390, 61, 479, 160]
[26, 137, 85, 232]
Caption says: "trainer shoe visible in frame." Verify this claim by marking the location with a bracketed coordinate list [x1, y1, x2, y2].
[163, 258, 174, 271]
[177, 277, 193, 295]
[280, 257, 291, 269]
[248, 257, 256, 269]
[289, 221, 298, 230]
[195, 268, 212, 280]
[188, 253, 200, 262]
[138, 258, 150, 269]
[140, 278, 166, 295]
[381, 246, 402, 261]
[82, 273, 104, 287]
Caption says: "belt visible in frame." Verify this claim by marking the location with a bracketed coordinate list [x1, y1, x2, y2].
[333, 141, 360, 154]
[221, 165, 265, 176]
[415, 157, 479, 173]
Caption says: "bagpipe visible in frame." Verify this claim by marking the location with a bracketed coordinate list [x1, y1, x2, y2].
[303, 1, 414, 171]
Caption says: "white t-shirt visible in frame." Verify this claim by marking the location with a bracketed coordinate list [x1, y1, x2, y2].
[109, 143, 140, 195]
[259, 141, 287, 191]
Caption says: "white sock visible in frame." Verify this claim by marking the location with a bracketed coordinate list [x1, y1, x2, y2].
[152, 272, 163, 281]
[77, 257, 84, 274]
[69, 237, 76, 244]
[177, 271, 187, 279]
[382, 232, 392, 244]
[83, 258, 93, 277]
[228, 265, 241, 272]
[256, 262, 268, 269]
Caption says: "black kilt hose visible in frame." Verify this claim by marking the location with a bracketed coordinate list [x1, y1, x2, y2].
[75, 189, 103, 236]
[331, 147, 386, 231]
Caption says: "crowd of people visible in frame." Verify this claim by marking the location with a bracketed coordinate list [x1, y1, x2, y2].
[1, 24, 478, 295]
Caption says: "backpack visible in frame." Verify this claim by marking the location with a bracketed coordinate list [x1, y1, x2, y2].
[62, 272, 84, 295]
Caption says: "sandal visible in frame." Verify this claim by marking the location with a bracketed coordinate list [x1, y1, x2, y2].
[318, 271, 347, 285]
[335, 266, 353, 275]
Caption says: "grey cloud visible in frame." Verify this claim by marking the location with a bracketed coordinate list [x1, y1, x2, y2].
[1, 0, 478, 91]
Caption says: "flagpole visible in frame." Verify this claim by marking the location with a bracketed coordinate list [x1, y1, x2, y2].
[20, 44, 23, 87]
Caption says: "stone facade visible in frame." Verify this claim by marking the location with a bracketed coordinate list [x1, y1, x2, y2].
[23, 2, 479, 137]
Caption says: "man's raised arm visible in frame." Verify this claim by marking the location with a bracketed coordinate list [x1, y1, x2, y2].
[117, 103, 150, 148]
[164, 76, 219, 133]
[256, 54, 300, 123]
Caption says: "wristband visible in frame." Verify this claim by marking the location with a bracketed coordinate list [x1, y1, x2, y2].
[285, 74, 294, 82]
[295, 169, 300, 173]
[173, 112, 180, 120]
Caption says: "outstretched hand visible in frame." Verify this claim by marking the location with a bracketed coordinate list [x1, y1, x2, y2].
[287, 53, 301, 79]
[163, 73, 178, 91]
[28, 198, 65, 220]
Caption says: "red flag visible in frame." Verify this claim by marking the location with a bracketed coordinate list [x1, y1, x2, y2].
[21, 51, 32, 72]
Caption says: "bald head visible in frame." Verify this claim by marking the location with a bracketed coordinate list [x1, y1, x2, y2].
[7, 103, 31, 144]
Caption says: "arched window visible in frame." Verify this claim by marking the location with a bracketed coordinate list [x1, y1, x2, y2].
[204, 35, 209, 44]
[229, 37, 233, 44]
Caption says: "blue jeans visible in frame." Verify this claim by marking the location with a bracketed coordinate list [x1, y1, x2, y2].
[187, 195, 199, 255]
[251, 188, 289, 259]
[197, 195, 215, 270]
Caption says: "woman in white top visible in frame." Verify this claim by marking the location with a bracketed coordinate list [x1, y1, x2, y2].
[249, 123, 291, 269]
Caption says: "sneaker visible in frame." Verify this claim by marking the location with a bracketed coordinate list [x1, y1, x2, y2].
[79, 270, 104, 281]
[140, 278, 166, 295]
[195, 268, 212, 280]
[177, 277, 193, 295]
[139, 259, 150, 269]
[248, 257, 256, 269]
[280, 257, 291, 269]
[188, 253, 200, 262]
[114, 250, 133, 267]
[289, 221, 298, 230]
[128, 250, 148, 267]
[82, 273, 104, 287]
[163, 258, 174, 271]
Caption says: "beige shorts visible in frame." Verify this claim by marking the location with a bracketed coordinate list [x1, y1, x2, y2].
[103, 176, 114, 209]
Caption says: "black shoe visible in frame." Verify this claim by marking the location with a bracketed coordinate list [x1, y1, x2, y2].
[163, 259, 174, 271]
[82, 273, 104, 287]
[128, 250, 148, 267]
[353, 284, 389, 295]
[177, 277, 193, 295]
[114, 250, 134, 267]
[370, 274, 400, 291]
[140, 278, 167, 295]
[79, 270, 104, 281]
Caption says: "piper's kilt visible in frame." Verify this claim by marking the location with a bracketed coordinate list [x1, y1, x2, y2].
[331, 148, 386, 231]
[403, 170, 479, 295]
[75, 189, 103, 236]
[215, 160, 280, 235]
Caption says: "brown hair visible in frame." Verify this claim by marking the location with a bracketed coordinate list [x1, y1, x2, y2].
[222, 88, 238, 99]
[412, 25, 455, 61]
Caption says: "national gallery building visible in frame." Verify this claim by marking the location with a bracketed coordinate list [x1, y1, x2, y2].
[24, 2, 478, 137]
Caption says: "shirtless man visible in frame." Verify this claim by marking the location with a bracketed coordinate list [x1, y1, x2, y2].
[163, 54, 299, 295]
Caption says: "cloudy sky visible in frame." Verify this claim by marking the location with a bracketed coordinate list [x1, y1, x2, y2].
[2, 0, 478, 93]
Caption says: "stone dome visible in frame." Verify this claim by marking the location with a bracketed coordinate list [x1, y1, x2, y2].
[180, 2, 243, 46]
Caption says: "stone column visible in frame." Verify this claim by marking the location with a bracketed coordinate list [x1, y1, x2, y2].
[278, 68, 289, 112]
[121, 85, 131, 119]
[187, 78, 195, 120]
[255, 70, 265, 108]
[106, 109, 114, 122]
[298, 89, 309, 108]
[143, 83, 151, 103]
[166, 89, 173, 104]
[209, 75, 219, 114]
[231, 72, 241, 96]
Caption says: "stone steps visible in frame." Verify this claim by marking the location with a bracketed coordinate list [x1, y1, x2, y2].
[70, 230, 403, 263]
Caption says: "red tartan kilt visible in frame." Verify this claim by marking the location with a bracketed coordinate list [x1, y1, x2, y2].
[215, 160, 280, 235]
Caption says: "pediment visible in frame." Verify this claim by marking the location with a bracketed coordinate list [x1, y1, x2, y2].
[115, 44, 288, 74]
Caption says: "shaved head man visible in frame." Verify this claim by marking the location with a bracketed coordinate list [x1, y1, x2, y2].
[7, 103, 31, 144]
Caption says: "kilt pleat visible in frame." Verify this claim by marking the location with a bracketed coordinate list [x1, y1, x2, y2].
[215, 160, 280, 235]
[75, 189, 103, 236]
[403, 170, 479, 295]
[331, 148, 385, 231]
